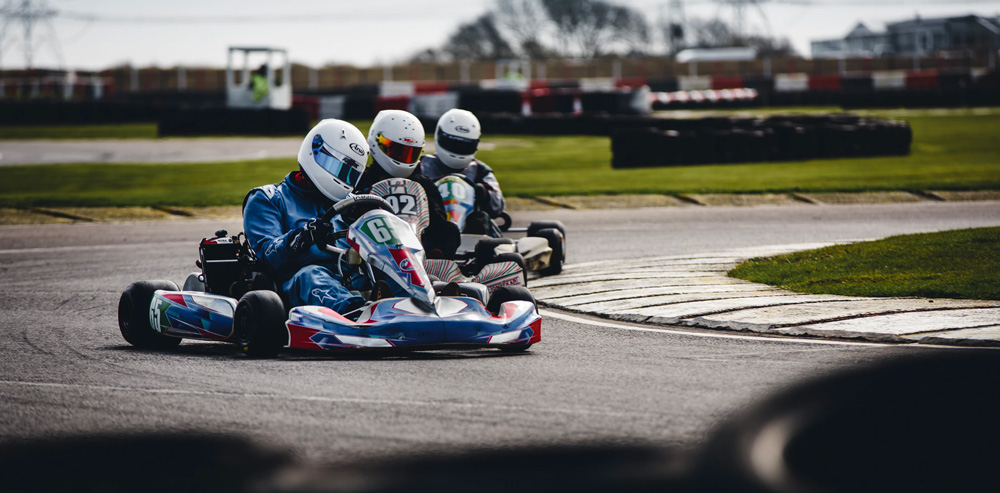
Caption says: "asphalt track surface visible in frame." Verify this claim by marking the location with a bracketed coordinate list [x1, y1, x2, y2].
[1, 201, 998, 466]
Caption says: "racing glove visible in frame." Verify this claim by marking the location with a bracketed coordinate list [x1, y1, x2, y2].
[287, 218, 334, 254]
[474, 183, 491, 212]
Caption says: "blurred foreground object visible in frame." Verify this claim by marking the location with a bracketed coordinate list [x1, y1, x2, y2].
[2, 351, 996, 492]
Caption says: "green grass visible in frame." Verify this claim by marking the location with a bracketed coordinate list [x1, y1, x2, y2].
[0, 123, 159, 140]
[0, 109, 999, 207]
[728, 227, 1000, 301]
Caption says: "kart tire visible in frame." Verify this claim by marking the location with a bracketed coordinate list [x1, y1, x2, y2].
[527, 220, 566, 238]
[474, 238, 515, 265]
[487, 285, 536, 315]
[234, 290, 287, 358]
[487, 285, 536, 353]
[534, 228, 565, 276]
[118, 280, 183, 350]
[498, 343, 532, 353]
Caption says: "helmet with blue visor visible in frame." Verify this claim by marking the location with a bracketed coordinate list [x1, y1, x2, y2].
[298, 119, 369, 201]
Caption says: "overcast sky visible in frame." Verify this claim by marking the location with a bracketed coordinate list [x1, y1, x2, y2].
[2, 0, 999, 70]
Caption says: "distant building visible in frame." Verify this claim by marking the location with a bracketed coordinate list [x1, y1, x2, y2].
[811, 14, 1000, 58]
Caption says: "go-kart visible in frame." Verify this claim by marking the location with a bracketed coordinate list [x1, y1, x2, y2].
[368, 177, 527, 291]
[435, 175, 566, 276]
[117, 194, 541, 357]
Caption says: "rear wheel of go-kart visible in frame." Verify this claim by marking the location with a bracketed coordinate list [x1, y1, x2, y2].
[487, 286, 537, 353]
[527, 220, 566, 238]
[234, 290, 287, 358]
[534, 228, 565, 276]
[118, 280, 183, 350]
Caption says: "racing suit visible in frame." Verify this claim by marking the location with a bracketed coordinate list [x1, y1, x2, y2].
[243, 171, 364, 313]
[418, 155, 506, 218]
[355, 163, 460, 258]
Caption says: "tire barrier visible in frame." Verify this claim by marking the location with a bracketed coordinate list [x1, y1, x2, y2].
[4, 68, 994, 130]
[0, 100, 189, 125]
[610, 114, 910, 168]
[157, 107, 311, 137]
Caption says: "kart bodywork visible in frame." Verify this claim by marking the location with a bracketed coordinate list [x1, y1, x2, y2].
[435, 175, 566, 275]
[121, 195, 541, 356]
[370, 178, 527, 290]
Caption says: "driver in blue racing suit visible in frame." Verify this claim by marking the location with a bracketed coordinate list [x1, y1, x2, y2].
[418, 108, 505, 233]
[243, 119, 369, 314]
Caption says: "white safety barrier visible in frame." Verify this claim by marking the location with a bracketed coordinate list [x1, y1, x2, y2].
[774, 73, 809, 92]
[318, 95, 347, 119]
[872, 71, 907, 90]
[409, 92, 460, 120]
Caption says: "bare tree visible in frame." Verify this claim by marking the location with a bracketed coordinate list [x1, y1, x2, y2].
[689, 17, 796, 56]
[494, 0, 551, 58]
[444, 13, 516, 61]
[417, 0, 652, 62]
[540, 0, 649, 58]
[408, 48, 443, 63]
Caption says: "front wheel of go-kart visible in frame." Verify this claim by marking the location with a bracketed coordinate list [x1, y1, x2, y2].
[234, 290, 287, 358]
[487, 285, 536, 315]
[118, 280, 183, 350]
[487, 286, 536, 353]
[534, 228, 565, 276]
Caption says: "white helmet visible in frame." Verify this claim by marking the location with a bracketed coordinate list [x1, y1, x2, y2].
[435, 108, 481, 170]
[367, 110, 425, 178]
[297, 119, 369, 202]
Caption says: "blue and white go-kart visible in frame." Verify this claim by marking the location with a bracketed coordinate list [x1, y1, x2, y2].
[117, 195, 541, 357]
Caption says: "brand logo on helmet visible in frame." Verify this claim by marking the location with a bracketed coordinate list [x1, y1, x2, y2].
[455, 125, 471, 133]
[402, 137, 416, 144]
[349, 143, 365, 156]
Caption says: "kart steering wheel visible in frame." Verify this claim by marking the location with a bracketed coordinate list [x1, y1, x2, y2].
[322, 194, 394, 224]
[495, 212, 512, 232]
[319, 195, 394, 273]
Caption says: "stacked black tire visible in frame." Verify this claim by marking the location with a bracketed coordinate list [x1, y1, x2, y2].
[610, 114, 911, 169]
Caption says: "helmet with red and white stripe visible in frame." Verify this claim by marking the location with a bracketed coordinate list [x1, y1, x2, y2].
[367, 110, 425, 178]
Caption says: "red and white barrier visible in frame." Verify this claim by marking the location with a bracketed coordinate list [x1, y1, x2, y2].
[652, 88, 758, 105]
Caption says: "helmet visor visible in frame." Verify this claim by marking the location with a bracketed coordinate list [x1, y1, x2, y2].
[312, 135, 364, 188]
[376, 132, 422, 164]
[436, 128, 479, 156]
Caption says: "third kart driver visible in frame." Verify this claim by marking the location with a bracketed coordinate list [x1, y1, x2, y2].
[419, 108, 506, 234]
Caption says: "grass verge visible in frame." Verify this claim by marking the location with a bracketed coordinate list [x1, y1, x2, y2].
[0, 110, 998, 207]
[728, 227, 1000, 301]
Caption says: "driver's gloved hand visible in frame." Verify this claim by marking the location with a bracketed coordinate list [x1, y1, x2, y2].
[474, 183, 490, 212]
[463, 210, 492, 236]
[287, 218, 333, 254]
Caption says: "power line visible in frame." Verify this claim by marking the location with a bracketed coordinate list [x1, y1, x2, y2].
[0, 0, 58, 69]
[56, 10, 442, 24]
